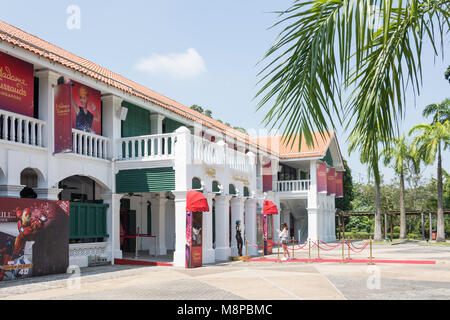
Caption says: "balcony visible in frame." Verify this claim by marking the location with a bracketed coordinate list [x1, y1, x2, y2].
[116, 133, 175, 161]
[114, 132, 255, 174]
[0, 109, 46, 148]
[278, 180, 311, 193]
[72, 129, 111, 160]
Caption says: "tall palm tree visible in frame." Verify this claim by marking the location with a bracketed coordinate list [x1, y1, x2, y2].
[380, 136, 416, 239]
[256, 0, 449, 155]
[409, 121, 450, 242]
[349, 131, 382, 241]
[423, 99, 450, 124]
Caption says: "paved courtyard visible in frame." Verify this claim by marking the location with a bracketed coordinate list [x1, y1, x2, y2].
[0, 242, 449, 300]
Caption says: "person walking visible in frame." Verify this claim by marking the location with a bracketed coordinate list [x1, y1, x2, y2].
[277, 223, 291, 261]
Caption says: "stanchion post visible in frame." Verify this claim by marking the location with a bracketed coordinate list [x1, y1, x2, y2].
[277, 240, 280, 262]
[341, 238, 345, 263]
[292, 237, 295, 260]
[308, 239, 311, 262]
[369, 236, 374, 265]
[245, 238, 248, 257]
[262, 236, 265, 259]
[347, 238, 351, 260]
[317, 237, 320, 260]
[135, 227, 139, 258]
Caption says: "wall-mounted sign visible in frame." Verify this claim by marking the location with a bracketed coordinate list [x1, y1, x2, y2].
[335, 171, 344, 198]
[0, 52, 34, 117]
[327, 167, 336, 196]
[54, 84, 73, 154]
[71, 81, 102, 135]
[317, 162, 328, 193]
[0, 199, 70, 282]
[205, 168, 216, 179]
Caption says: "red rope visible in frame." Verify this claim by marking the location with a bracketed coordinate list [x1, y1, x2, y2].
[246, 240, 275, 250]
[319, 240, 342, 249]
[345, 241, 370, 253]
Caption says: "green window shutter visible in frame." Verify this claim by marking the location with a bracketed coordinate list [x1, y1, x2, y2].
[243, 187, 249, 197]
[322, 149, 334, 167]
[229, 184, 236, 195]
[192, 177, 202, 190]
[116, 168, 175, 194]
[121, 102, 151, 138]
[69, 203, 109, 240]
[163, 118, 184, 134]
[212, 181, 220, 194]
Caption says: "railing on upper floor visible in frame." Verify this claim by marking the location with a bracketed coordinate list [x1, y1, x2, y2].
[115, 133, 176, 161]
[72, 129, 111, 160]
[192, 135, 255, 173]
[278, 180, 311, 192]
[0, 109, 46, 148]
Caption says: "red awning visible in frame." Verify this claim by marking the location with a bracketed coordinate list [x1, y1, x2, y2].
[263, 200, 278, 215]
[186, 190, 210, 212]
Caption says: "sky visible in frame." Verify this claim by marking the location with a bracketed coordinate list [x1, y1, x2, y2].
[1, 0, 448, 184]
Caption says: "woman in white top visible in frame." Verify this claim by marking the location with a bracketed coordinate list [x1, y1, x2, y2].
[277, 223, 291, 261]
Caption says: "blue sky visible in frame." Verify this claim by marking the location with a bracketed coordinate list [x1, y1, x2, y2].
[1, 0, 448, 184]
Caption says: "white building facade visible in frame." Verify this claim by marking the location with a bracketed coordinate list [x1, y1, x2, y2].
[0, 21, 344, 269]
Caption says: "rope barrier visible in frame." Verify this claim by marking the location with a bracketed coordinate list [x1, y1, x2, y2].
[246, 240, 275, 250]
[319, 240, 342, 249]
[345, 241, 370, 253]
[347, 240, 370, 251]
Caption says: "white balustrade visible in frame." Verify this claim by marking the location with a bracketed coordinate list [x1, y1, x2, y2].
[0, 109, 46, 148]
[116, 133, 176, 160]
[72, 129, 110, 160]
[278, 180, 311, 192]
[191, 135, 255, 173]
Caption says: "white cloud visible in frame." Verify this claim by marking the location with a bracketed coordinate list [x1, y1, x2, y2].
[135, 48, 206, 79]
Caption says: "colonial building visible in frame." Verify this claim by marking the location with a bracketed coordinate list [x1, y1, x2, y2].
[0, 20, 344, 272]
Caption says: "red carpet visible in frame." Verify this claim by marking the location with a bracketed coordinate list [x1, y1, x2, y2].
[248, 258, 436, 265]
[114, 259, 173, 267]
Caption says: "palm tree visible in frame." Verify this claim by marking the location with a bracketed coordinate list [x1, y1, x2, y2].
[380, 136, 416, 239]
[349, 131, 382, 241]
[423, 99, 450, 124]
[256, 0, 449, 154]
[409, 121, 450, 242]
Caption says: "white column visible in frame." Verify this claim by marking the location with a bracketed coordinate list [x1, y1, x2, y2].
[230, 197, 246, 257]
[154, 193, 168, 255]
[307, 160, 319, 241]
[203, 193, 215, 264]
[214, 195, 232, 261]
[244, 198, 258, 256]
[174, 127, 192, 191]
[0, 185, 24, 198]
[172, 190, 187, 267]
[35, 70, 59, 192]
[35, 188, 62, 200]
[102, 94, 123, 159]
[150, 113, 165, 134]
[103, 192, 122, 262]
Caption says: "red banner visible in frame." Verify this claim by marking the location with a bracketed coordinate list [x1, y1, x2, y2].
[262, 161, 272, 192]
[327, 167, 336, 196]
[54, 84, 73, 154]
[317, 162, 328, 193]
[0, 52, 34, 117]
[335, 171, 344, 198]
[0, 198, 69, 281]
[71, 81, 102, 135]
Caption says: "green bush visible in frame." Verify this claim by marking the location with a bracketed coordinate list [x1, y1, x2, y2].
[407, 233, 421, 239]
[393, 226, 400, 233]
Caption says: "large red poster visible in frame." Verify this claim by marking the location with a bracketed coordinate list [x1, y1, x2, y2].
[262, 161, 272, 192]
[0, 52, 34, 117]
[0, 198, 70, 281]
[54, 84, 73, 154]
[71, 81, 102, 135]
[327, 167, 336, 196]
[317, 162, 328, 193]
[335, 171, 344, 198]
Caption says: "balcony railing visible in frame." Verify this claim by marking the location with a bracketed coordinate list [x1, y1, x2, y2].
[116, 133, 176, 161]
[0, 109, 46, 148]
[192, 136, 255, 173]
[72, 129, 111, 160]
[278, 180, 311, 192]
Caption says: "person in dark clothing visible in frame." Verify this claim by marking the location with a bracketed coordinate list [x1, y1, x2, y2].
[73, 86, 100, 133]
[236, 220, 243, 256]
